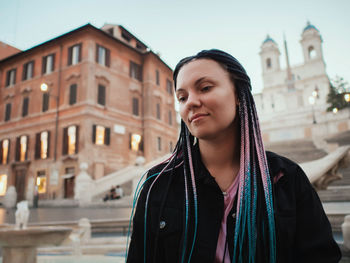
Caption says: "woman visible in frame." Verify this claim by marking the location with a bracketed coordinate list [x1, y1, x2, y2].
[127, 49, 341, 263]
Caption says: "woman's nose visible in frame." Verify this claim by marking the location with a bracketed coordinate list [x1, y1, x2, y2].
[186, 92, 201, 109]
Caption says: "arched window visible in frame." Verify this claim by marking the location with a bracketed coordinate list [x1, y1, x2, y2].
[266, 58, 272, 69]
[308, 46, 317, 59]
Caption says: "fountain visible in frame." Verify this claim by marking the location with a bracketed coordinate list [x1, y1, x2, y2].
[0, 200, 72, 263]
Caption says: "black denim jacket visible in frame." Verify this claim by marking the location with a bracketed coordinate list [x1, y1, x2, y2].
[127, 150, 341, 263]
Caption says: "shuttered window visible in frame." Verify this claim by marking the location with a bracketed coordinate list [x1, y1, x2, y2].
[68, 44, 82, 66]
[42, 54, 55, 74]
[22, 97, 29, 117]
[96, 44, 110, 67]
[4, 103, 11, 122]
[69, 84, 77, 105]
[98, 85, 106, 106]
[132, 97, 139, 116]
[62, 125, 79, 155]
[42, 93, 49, 112]
[22, 61, 34, 81]
[6, 69, 16, 87]
[156, 70, 160, 85]
[92, 125, 110, 145]
[130, 61, 142, 81]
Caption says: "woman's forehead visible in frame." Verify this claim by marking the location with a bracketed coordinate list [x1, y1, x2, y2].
[176, 59, 228, 88]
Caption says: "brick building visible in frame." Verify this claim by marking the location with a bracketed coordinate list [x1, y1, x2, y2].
[0, 24, 178, 201]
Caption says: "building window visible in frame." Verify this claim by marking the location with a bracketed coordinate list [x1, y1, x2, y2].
[157, 137, 161, 151]
[63, 125, 79, 155]
[132, 97, 139, 116]
[36, 170, 47, 194]
[156, 103, 161, 120]
[97, 84, 106, 106]
[96, 44, 110, 67]
[92, 125, 110, 145]
[168, 110, 173, 125]
[0, 139, 10, 165]
[42, 93, 49, 112]
[22, 97, 29, 117]
[35, 131, 50, 159]
[169, 141, 173, 153]
[42, 54, 55, 74]
[156, 70, 160, 85]
[68, 44, 82, 66]
[166, 79, 173, 94]
[266, 58, 272, 69]
[15, 135, 28, 162]
[22, 61, 34, 81]
[308, 46, 317, 59]
[6, 68, 16, 87]
[130, 61, 142, 81]
[69, 84, 77, 105]
[0, 174, 7, 196]
[130, 133, 142, 151]
[4, 103, 11, 122]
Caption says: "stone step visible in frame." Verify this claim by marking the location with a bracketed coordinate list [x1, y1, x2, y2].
[318, 186, 350, 202]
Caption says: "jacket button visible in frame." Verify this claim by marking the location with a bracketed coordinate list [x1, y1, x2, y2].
[160, 221, 166, 229]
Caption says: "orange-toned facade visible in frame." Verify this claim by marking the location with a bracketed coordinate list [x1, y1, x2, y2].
[0, 24, 178, 201]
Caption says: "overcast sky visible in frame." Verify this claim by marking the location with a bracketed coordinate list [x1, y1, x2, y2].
[1, 0, 349, 94]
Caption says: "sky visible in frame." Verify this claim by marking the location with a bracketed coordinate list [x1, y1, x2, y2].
[1, 0, 349, 94]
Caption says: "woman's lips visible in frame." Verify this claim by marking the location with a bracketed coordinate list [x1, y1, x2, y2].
[189, 113, 209, 122]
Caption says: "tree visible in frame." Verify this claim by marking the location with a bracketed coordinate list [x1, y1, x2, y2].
[326, 76, 350, 112]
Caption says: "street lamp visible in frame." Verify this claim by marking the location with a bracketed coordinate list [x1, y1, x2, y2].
[333, 107, 338, 114]
[308, 96, 316, 124]
[40, 82, 59, 161]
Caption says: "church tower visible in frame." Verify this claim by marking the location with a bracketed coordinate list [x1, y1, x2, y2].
[300, 21, 324, 63]
[260, 35, 281, 74]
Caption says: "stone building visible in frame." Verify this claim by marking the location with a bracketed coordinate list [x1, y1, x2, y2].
[254, 22, 349, 143]
[0, 24, 178, 202]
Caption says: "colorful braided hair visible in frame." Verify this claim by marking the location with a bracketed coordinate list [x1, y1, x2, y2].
[127, 49, 276, 263]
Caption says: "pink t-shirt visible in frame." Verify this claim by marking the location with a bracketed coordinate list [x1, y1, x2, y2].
[214, 175, 239, 263]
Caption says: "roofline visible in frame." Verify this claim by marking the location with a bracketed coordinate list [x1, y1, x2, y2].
[118, 25, 148, 49]
[144, 50, 173, 72]
[0, 24, 173, 72]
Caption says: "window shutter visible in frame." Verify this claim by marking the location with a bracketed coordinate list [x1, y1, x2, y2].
[129, 133, 132, 149]
[42, 93, 49, 112]
[31, 61, 35, 78]
[69, 84, 77, 105]
[51, 54, 55, 72]
[139, 136, 144, 152]
[68, 47, 72, 66]
[15, 137, 20, 161]
[105, 127, 110, 145]
[95, 44, 99, 63]
[47, 131, 50, 158]
[7, 140, 10, 164]
[78, 44, 82, 62]
[25, 136, 29, 160]
[0, 140, 3, 164]
[35, 133, 41, 159]
[5, 103, 11, 121]
[42, 56, 47, 74]
[75, 125, 79, 154]
[106, 48, 110, 67]
[22, 63, 27, 81]
[22, 97, 29, 117]
[62, 127, 68, 155]
[98, 85, 106, 106]
[13, 69, 17, 85]
[92, 125, 96, 143]
[6, 70, 10, 86]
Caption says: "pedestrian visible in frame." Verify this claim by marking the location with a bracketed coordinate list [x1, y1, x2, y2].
[127, 49, 341, 262]
[115, 185, 123, 199]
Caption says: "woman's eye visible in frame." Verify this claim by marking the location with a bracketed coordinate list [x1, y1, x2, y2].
[178, 96, 186, 102]
[201, 86, 211, 92]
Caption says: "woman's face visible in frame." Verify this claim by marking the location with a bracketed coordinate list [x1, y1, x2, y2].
[176, 59, 239, 140]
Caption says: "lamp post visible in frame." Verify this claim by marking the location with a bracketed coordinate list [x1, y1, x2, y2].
[344, 93, 350, 118]
[40, 83, 59, 161]
[308, 96, 316, 124]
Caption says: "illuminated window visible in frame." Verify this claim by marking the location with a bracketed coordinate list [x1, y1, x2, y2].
[36, 171, 47, 194]
[68, 126, 76, 155]
[0, 174, 7, 196]
[1, 139, 10, 164]
[130, 133, 141, 151]
[96, 126, 105, 145]
[63, 125, 79, 155]
[20, 135, 27, 162]
[41, 131, 48, 159]
[92, 125, 110, 145]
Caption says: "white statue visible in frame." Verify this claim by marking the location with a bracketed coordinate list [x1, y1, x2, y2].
[15, 200, 30, 229]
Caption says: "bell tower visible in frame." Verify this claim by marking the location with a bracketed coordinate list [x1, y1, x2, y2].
[300, 21, 324, 63]
[259, 35, 281, 74]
